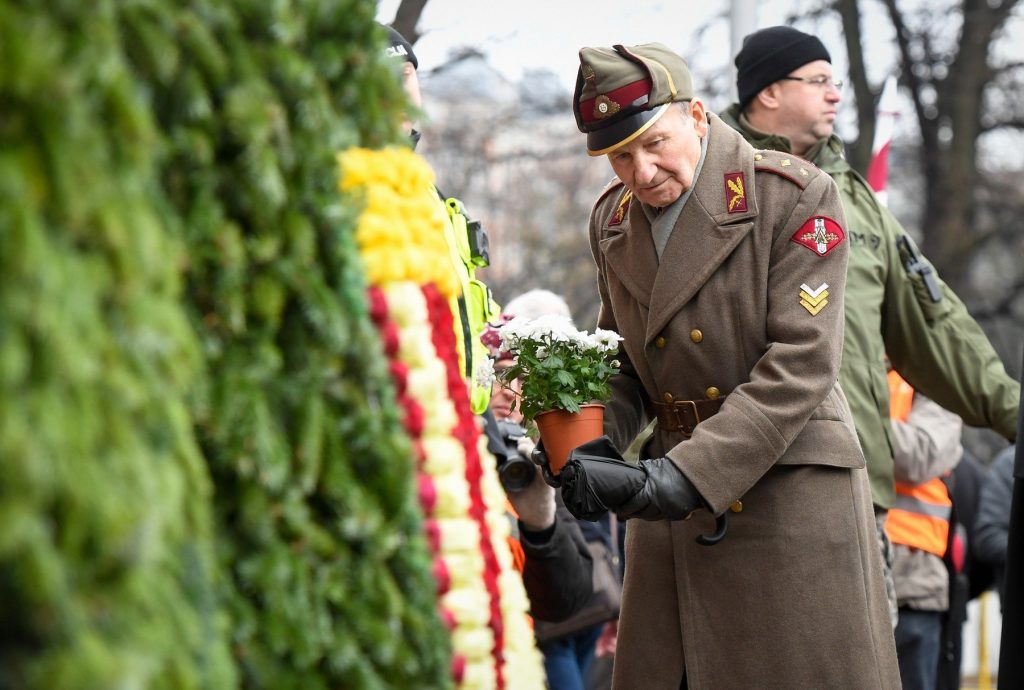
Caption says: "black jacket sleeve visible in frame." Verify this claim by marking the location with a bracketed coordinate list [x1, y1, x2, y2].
[973, 448, 1015, 570]
[519, 495, 594, 622]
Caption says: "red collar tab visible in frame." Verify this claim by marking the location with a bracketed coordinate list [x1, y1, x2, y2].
[724, 172, 747, 213]
[609, 190, 633, 226]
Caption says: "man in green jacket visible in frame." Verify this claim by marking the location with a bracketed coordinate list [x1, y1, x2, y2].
[720, 25, 1019, 621]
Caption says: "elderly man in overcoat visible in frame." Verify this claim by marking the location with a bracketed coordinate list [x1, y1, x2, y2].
[555, 42, 901, 689]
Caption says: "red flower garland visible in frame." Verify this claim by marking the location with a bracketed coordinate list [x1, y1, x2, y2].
[422, 283, 507, 690]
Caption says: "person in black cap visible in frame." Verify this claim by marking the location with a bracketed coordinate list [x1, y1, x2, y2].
[720, 25, 1020, 642]
[381, 24, 422, 147]
[377, 24, 597, 627]
[543, 40, 901, 689]
[383, 25, 417, 69]
[731, 25, 835, 157]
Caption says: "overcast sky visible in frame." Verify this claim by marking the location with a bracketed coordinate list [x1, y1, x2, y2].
[374, 0, 901, 97]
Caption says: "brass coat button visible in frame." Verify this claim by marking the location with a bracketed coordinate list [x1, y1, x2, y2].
[730, 500, 743, 513]
[706, 386, 720, 399]
[655, 336, 667, 349]
[663, 392, 674, 403]
[690, 329, 703, 343]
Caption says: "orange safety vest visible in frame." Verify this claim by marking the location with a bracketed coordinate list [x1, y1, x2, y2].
[887, 370, 914, 423]
[884, 371, 953, 557]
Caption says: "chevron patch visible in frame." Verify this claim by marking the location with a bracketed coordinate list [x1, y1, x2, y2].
[799, 282, 829, 316]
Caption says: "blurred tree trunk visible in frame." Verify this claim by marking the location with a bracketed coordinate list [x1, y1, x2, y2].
[869, 0, 1020, 290]
[834, 0, 877, 175]
[391, 0, 429, 44]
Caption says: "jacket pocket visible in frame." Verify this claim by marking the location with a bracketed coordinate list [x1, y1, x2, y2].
[808, 384, 844, 421]
[777, 418, 866, 470]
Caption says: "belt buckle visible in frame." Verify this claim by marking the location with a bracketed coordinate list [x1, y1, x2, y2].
[675, 400, 700, 438]
[680, 399, 701, 426]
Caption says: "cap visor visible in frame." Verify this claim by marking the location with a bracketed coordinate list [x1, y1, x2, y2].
[586, 104, 671, 156]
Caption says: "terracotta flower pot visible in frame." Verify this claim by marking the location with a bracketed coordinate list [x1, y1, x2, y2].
[534, 404, 605, 474]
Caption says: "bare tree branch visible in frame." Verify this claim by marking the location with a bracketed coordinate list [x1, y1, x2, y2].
[391, 0, 429, 45]
[981, 118, 1024, 133]
[992, 59, 1024, 73]
[880, 0, 939, 156]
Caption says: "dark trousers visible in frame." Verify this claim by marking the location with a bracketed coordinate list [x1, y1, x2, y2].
[937, 573, 969, 690]
[894, 608, 943, 690]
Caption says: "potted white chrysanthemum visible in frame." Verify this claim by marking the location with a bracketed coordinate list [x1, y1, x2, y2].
[495, 315, 622, 473]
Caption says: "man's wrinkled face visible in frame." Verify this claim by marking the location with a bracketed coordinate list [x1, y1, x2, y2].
[607, 101, 709, 208]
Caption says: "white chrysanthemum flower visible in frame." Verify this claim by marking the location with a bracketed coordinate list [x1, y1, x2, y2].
[592, 328, 623, 352]
[492, 313, 622, 422]
[473, 357, 495, 388]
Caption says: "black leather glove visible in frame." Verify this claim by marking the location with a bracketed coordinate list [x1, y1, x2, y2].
[557, 437, 706, 522]
[617, 457, 704, 521]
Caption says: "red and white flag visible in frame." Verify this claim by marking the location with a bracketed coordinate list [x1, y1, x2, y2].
[866, 74, 900, 206]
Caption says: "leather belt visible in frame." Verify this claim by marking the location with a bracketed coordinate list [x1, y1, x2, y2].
[653, 397, 725, 436]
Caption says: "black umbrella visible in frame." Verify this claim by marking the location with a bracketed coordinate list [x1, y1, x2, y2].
[998, 350, 1024, 689]
[558, 436, 729, 545]
[559, 437, 647, 521]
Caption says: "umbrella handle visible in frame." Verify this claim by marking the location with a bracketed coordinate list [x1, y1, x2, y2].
[532, 441, 564, 488]
[540, 457, 563, 488]
[696, 512, 729, 546]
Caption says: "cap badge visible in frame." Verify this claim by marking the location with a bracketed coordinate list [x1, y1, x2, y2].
[791, 216, 845, 256]
[799, 282, 829, 316]
[609, 190, 633, 227]
[582, 64, 596, 81]
[594, 95, 621, 119]
[724, 172, 747, 213]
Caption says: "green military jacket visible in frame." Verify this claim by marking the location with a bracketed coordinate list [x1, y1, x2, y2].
[720, 105, 1019, 508]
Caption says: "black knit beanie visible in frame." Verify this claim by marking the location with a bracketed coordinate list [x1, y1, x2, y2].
[383, 25, 418, 69]
[734, 26, 831, 110]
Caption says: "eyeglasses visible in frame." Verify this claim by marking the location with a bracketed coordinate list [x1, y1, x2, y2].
[779, 75, 843, 91]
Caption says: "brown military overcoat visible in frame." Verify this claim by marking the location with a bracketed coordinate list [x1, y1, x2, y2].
[591, 115, 900, 689]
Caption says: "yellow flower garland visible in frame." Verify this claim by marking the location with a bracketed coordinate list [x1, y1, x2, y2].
[339, 148, 459, 298]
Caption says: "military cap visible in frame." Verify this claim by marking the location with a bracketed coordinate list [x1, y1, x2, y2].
[573, 43, 693, 156]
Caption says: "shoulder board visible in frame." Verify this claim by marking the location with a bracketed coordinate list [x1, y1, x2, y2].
[596, 177, 624, 204]
[753, 150, 821, 190]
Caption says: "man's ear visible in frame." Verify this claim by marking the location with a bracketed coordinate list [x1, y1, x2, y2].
[752, 83, 783, 112]
[690, 99, 709, 137]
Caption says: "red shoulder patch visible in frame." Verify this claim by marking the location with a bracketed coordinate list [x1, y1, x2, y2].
[790, 216, 845, 256]
[608, 189, 633, 226]
[724, 172, 747, 213]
